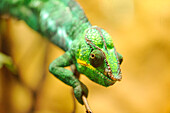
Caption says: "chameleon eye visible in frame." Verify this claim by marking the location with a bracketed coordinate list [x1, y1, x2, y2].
[89, 49, 104, 67]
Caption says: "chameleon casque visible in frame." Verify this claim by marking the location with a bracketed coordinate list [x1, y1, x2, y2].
[0, 0, 123, 105]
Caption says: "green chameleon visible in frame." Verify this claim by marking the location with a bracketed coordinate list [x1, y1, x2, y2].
[0, 0, 123, 105]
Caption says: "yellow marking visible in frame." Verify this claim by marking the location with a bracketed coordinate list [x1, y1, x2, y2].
[77, 59, 114, 82]
[77, 59, 96, 70]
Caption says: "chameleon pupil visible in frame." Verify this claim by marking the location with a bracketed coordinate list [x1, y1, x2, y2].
[91, 54, 95, 59]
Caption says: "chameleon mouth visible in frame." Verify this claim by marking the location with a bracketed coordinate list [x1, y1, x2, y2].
[77, 59, 120, 84]
[104, 68, 122, 81]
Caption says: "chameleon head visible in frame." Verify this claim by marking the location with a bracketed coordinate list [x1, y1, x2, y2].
[76, 26, 122, 87]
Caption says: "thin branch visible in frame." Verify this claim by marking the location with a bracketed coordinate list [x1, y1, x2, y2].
[28, 41, 49, 113]
[82, 95, 92, 113]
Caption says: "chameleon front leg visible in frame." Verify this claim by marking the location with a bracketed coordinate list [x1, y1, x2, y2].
[49, 51, 88, 104]
[71, 65, 92, 113]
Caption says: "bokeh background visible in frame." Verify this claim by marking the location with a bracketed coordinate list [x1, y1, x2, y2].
[0, 0, 170, 113]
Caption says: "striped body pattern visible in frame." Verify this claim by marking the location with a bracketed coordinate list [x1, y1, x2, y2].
[0, 0, 123, 105]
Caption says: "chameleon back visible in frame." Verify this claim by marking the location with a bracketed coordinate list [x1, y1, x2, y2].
[0, 0, 91, 51]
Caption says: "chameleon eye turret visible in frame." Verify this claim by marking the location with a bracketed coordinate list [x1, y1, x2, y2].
[89, 49, 104, 67]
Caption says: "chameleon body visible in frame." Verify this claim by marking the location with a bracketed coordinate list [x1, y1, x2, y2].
[0, 0, 123, 104]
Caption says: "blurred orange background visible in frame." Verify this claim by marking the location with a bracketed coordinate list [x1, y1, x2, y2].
[0, 0, 170, 113]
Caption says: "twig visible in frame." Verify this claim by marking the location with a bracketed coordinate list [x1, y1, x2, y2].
[82, 95, 93, 113]
[28, 41, 49, 113]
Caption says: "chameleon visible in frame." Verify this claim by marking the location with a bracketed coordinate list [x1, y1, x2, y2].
[0, 0, 123, 105]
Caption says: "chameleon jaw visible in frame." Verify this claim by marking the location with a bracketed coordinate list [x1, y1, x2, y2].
[104, 68, 122, 81]
[109, 73, 122, 81]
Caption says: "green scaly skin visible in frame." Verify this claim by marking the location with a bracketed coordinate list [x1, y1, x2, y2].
[0, 0, 123, 105]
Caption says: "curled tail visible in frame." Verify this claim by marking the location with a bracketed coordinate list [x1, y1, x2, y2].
[0, 0, 91, 51]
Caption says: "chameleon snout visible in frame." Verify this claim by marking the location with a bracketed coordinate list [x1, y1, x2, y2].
[104, 68, 122, 81]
